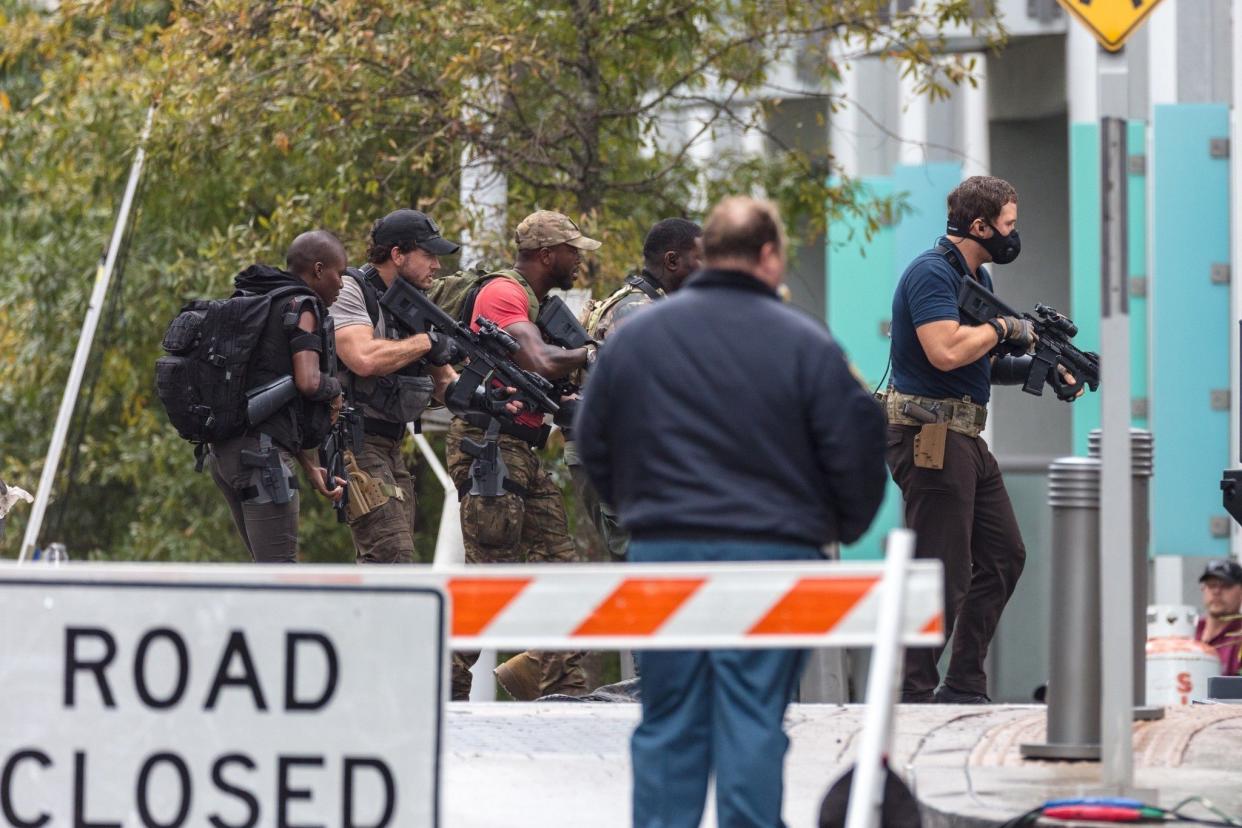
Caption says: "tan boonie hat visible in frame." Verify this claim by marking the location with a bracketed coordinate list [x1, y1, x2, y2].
[515, 210, 602, 251]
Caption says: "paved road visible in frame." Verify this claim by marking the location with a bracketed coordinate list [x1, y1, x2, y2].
[443, 702, 1242, 827]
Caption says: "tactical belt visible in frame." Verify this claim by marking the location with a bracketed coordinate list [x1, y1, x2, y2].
[882, 389, 988, 438]
[363, 417, 406, 441]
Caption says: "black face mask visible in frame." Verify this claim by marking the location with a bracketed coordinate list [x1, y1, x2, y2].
[969, 223, 1020, 265]
[947, 219, 1021, 265]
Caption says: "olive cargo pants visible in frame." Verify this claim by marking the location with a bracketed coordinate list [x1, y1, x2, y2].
[346, 432, 417, 565]
[446, 418, 586, 701]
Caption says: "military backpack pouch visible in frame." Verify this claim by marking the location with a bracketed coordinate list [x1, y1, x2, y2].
[395, 374, 435, 423]
[913, 422, 948, 470]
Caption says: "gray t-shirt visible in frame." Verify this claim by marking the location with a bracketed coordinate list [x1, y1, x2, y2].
[329, 272, 387, 338]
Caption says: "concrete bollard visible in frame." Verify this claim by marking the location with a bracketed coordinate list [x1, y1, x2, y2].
[1088, 428, 1153, 705]
[1021, 456, 1102, 760]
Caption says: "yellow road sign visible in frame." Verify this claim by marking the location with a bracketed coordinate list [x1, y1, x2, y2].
[1056, 0, 1167, 52]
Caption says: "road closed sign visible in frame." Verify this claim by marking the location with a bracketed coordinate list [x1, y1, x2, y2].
[0, 565, 445, 827]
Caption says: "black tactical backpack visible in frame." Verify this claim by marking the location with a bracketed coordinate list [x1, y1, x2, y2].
[154, 286, 309, 467]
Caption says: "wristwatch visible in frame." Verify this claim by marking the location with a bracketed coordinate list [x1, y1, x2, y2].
[987, 318, 1006, 344]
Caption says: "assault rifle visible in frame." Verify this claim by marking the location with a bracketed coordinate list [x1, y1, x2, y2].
[957, 277, 1100, 401]
[319, 404, 361, 523]
[379, 276, 561, 420]
[537, 295, 595, 350]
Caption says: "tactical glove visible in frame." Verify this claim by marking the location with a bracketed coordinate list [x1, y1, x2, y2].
[996, 315, 1037, 352]
[425, 331, 463, 366]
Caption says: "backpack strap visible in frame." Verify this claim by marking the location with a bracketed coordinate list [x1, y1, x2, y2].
[625, 271, 665, 301]
[345, 265, 383, 327]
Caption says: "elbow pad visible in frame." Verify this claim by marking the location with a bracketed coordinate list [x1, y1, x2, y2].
[306, 373, 342, 402]
[991, 355, 1033, 386]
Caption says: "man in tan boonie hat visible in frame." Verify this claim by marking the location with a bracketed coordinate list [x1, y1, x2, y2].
[515, 210, 602, 251]
[448, 208, 600, 703]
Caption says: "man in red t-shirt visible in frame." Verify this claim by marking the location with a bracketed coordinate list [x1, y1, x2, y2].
[447, 210, 600, 701]
[1196, 559, 1242, 676]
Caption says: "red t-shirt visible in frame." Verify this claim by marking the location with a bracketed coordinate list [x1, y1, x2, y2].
[1196, 617, 1242, 676]
[470, 279, 544, 429]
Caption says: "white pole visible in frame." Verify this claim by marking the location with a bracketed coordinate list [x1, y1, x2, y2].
[410, 428, 465, 570]
[19, 106, 156, 563]
[844, 528, 915, 828]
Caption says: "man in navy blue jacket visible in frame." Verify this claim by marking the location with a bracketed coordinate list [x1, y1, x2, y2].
[575, 196, 887, 828]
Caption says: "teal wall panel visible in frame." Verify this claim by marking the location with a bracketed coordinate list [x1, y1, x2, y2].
[1069, 120, 1150, 450]
[827, 164, 961, 560]
[893, 163, 965, 266]
[1151, 103, 1231, 557]
[827, 177, 896, 561]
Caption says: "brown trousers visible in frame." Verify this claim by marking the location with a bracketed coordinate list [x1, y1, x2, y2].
[886, 424, 1026, 697]
[446, 418, 586, 701]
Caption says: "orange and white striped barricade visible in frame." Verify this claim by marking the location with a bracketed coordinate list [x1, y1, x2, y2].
[442, 552, 942, 651]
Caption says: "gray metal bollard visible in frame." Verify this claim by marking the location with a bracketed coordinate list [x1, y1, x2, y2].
[1021, 457, 1102, 760]
[1088, 428, 1153, 705]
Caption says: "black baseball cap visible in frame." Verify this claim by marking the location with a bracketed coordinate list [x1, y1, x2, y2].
[372, 209, 460, 256]
[1200, 559, 1242, 585]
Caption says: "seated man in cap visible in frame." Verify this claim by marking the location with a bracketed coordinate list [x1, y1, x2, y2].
[446, 210, 601, 701]
[1196, 559, 1242, 675]
[330, 209, 463, 564]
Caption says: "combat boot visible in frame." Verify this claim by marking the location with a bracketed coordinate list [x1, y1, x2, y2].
[495, 651, 543, 701]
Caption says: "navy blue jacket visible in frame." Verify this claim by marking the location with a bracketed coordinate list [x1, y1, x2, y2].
[574, 268, 887, 548]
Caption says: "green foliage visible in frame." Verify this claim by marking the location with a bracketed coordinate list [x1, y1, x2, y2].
[0, 0, 999, 561]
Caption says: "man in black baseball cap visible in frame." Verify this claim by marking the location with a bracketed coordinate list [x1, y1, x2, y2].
[1196, 559, 1242, 675]
[328, 209, 462, 565]
[371, 208, 462, 258]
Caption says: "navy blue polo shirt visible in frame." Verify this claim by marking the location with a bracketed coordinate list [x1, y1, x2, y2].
[890, 237, 994, 404]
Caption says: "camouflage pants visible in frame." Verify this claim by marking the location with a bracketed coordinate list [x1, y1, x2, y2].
[447, 418, 586, 701]
[346, 433, 416, 565]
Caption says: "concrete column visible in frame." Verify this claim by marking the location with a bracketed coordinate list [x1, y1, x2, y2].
[898, 68, 928, 166]
[830, 48, 861, 178]
[960, 53, 990, 179]
[1068, 23, 1099, 125]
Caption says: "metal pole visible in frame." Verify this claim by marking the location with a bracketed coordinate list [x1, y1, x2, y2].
[1099, 109, 1136, 790]
[844, 528, 914, 828]
[19, 105, 156, 563]
[1021, 458, 1102, 760]
[1089, 428, 1155, 706]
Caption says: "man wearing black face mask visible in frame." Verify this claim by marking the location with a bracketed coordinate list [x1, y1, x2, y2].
[882, 175, 1030, 704]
